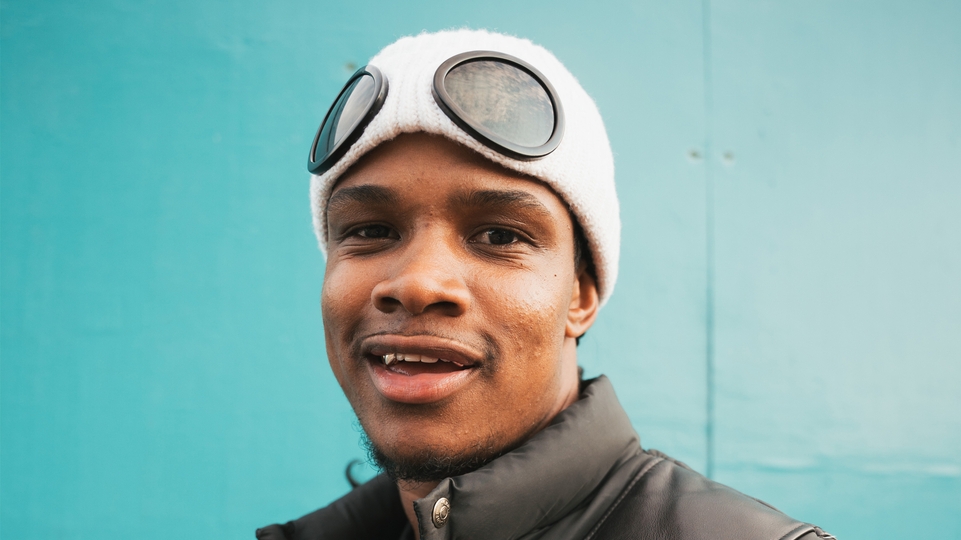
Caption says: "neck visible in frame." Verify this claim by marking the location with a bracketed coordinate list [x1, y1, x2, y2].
[398, 480, 438, 540]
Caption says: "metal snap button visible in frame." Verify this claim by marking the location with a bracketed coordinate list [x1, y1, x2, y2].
[432, 497, 451, 528]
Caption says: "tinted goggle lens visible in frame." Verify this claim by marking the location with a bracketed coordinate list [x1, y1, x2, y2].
[433, 52, 564, 159]
[309, 67, 387, 174]
[314, 75, 375, 160]
[443, 60, 554, 147]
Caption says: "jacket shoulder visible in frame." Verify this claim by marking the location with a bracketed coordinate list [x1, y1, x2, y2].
[256, 474, 407, 540]
[586, 450, 821, 540]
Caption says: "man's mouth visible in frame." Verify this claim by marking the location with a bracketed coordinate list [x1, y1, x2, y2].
[380, 352, 467, 374]
[362, 336, 482, 404]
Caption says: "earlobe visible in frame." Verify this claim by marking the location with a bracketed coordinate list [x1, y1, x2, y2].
[566, 268, 599, 338]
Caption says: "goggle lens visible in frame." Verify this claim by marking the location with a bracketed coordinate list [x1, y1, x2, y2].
[313, 73, 378, 163]
[443, 60, 555, 148]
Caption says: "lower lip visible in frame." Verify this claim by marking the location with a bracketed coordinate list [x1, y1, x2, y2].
[367, 359, 475, 404]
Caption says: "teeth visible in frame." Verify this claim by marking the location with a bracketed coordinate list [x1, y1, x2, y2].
[381, 353, 468, 366]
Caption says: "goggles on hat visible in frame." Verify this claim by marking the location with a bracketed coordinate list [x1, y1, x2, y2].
[307, 51, 565, 175]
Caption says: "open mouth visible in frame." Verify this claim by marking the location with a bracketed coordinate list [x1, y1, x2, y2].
[363, 337, 482, 404]
[379, 353, 468, 375]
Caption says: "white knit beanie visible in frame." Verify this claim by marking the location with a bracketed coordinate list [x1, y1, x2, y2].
[310, 29, 620, 306]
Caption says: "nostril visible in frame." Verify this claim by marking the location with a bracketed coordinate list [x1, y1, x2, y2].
[374, 295, 403, 313]
[432, 301, 462, 316]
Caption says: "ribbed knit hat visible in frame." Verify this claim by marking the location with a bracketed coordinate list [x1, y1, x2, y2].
[310, 29, 620, 305]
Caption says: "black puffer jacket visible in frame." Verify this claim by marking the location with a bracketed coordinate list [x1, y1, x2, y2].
[257, 377, 834, 540]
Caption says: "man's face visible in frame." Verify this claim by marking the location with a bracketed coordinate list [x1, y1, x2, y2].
[322, 133, 592, 479]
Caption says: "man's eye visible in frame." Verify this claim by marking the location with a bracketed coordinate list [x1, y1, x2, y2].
[477, 228, 518, 245]
[355, 225, 393, 238]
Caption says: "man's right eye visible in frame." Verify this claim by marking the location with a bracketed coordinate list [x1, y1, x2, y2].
[354, 225, 393, 238]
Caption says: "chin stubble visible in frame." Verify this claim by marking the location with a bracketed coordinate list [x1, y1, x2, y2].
[361, 430, 512, 483]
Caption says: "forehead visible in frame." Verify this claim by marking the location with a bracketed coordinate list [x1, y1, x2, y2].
[328, 133, 571, 219]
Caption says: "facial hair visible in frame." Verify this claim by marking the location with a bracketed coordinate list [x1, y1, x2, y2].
[361, 430, 513, 483]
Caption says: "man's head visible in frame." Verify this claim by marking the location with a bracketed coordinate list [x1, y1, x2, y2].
[310, 30, 620, 482]
[323, 133, 597, 481]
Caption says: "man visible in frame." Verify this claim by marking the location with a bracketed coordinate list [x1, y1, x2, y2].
[258, 30, 831, 540]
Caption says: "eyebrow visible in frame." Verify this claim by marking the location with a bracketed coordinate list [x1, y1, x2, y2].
[327, 185, 397, 213]
[327, 185, 555, 220]
[451, 189, 553, 218]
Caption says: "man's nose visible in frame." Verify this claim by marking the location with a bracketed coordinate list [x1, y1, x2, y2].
[371, 234, 471, 317]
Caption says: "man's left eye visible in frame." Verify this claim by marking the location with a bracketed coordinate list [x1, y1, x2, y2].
[476, 228, 518, 245]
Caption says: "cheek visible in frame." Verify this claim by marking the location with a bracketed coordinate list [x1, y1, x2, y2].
[473, 261, 573, 371]
[484, 262, 571, 328]
[321, 261, 376, 384]
[321, 260, 376, 326]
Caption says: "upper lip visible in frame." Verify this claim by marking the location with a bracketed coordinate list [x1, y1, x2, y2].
[362, 334, 484, 367]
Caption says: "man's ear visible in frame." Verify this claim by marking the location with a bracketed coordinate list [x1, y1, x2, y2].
[566, 265, 599, 339]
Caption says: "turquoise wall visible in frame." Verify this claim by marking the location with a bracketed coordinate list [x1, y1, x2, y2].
[2, 1, 959, 538]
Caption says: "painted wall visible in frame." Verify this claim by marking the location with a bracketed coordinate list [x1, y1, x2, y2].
[2, 1, 958, 538]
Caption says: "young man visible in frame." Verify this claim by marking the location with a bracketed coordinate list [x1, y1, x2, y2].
[258, 30, 830, 540]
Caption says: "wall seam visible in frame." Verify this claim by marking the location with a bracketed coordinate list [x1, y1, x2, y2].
[702, 0, 716, 480]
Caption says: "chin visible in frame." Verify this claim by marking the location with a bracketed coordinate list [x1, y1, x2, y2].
[362, 430, 509, 483]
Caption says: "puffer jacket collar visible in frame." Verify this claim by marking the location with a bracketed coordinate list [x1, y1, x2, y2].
[413, 376, 638, 540]
[257, 375, 823, 540]
[256, 376, 642, 540]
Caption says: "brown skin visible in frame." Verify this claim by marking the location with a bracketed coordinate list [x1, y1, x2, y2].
[322, 133, 599, 536]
